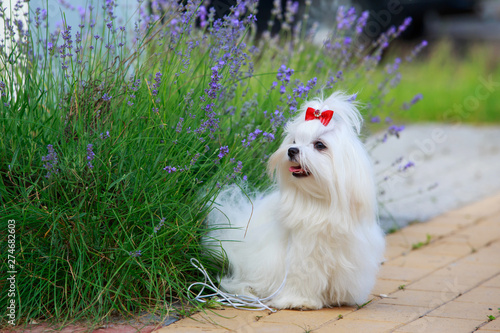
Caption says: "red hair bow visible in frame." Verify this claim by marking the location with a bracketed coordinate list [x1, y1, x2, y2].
[305, 107, 334, 126]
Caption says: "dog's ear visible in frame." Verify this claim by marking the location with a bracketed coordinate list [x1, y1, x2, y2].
[331, 138, 377, 233]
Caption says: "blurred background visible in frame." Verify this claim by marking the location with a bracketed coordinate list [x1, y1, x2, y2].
[20, 0, 500, 41]
[17, 0, 499, 123]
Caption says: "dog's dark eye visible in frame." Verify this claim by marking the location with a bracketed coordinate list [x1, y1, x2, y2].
[314, 141, 327, 150]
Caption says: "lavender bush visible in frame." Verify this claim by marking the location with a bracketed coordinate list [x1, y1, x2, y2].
[0, 0, 425, 325]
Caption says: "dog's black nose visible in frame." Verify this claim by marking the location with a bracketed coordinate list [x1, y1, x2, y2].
[288, 147, 299, 159]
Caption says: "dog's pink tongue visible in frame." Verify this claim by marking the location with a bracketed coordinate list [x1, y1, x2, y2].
[289, 166, 302, 173]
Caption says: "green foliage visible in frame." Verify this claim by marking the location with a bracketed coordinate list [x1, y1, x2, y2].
[356, 299, 373, 309]
[411, 234, 432, 250]
[374, 41, 500, 124]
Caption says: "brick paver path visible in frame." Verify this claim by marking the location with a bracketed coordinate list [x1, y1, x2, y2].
[156, 193, 500, 333]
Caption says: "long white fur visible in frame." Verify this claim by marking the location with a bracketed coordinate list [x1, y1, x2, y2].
[206, 91, 385, 309]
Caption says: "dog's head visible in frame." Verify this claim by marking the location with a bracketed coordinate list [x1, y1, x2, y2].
[268, 92, 376, 228]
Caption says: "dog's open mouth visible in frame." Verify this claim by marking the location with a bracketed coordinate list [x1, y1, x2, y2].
[289, 165, 310, 178]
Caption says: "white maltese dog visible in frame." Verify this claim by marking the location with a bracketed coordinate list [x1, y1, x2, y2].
[206, 91, 385, 310]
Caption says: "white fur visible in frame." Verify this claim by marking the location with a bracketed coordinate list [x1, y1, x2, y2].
[206, 91, 385, 310]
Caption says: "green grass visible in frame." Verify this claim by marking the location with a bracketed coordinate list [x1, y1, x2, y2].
[411, 234, 432, 250]
[371, 40, 500, 124]
[356, 299, 373, 309]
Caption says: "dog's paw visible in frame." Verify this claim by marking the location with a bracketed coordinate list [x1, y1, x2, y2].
[267, 296, 323, 310]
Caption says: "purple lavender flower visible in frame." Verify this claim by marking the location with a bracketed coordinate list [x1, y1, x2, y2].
[102, 93, 112, 101]
[190, 153, 201, 166]
[197, 5, 208, 28]
[400, 161, 415, 171]
[104, 0, 117, 20]
[195, 103, 219, 138]
[293, 77, 317, 99]
[233, 161, 243, 174]
[402, 93, 423, 110]
[218, 146, 229, 159]
[77, 6, 86, 19]
[151, 71, 162, 96]
[86, 144, 95, 169]
[57, 0, 74, 10]
[41, 144, 58, 178]
[336, 6, 357, 30]
[411, 93, 423, 104]
[129, 250, 142, 257]
[35, 8, 48, 28]
[398, 17, 412, 34]
[243, 128, 274, 147]
[276, 65, 294, 84]
[386, 57, 401, 74]
[100, 131, 110, 140]
[355, 10, 369, 35]
[205, 66, 222, 99]
[325, 76, 337, 89]
[371, 116, 381, 123]
[270, 109, 286, 129]
[75, 31, 82, 44]
[388, 125, 405, 138]
[263, 132, 275, 142]
[153, 217, 166, 234]
[176, 117, 184, 133]
[57, 25, 73, 64]
[390, 72, 402, 88]
[225, 106, 236, 115]
[164, 166, 177, 173]
[226, 160, 244, 180]
[406, 40, 428, 62]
